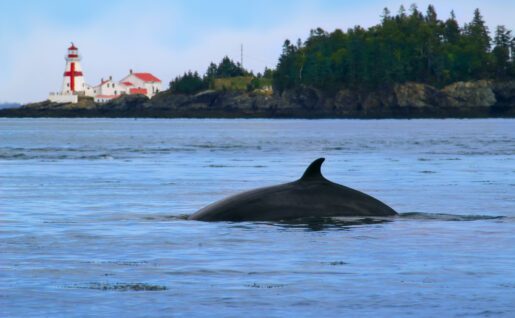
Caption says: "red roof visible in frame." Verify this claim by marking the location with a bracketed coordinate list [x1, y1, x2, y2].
[129, 88, 148, 95]
[68, 43, 78, 50]
[133, 73, 161, 83]
[121, 81, 133, 86]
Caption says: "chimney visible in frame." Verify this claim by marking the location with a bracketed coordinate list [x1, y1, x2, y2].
[110, 75, 112, 80]
[130, 69, 133, 74]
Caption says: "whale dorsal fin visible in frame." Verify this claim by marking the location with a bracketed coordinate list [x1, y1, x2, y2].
[300, 158, 326, 182]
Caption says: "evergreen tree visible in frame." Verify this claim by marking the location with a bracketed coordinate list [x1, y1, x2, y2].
[443, 11, 460, 44]
[215, 56, 246, 77]
[462, 9, 492, 79]
[169, 71, 208, 94]
[398, 5, 406, 19]
[206, 62, 218, 79]
[492, 25, 513, 77]
[467, 8, 491, 51]
[381, 7, 391, 23]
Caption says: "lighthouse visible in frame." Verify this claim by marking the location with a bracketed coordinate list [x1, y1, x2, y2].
[49, 43, 161, 104]
[49, 43, 93, 103]
[61, 43, 86, 94]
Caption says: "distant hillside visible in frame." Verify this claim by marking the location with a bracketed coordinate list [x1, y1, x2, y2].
[0, 103, 21, 109]
[273, 5, 515, 94]
[167, 5, 514, 98]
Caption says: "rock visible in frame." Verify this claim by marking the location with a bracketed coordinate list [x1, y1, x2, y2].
[101, 94, 151, 111]
[22, 100, 58, 110]
[394, 82, 444, 108]
[281, 86, 322, 110]
[333, 89, 360, 111]
[492, 81, 515, 107]
[8, 79, 514, 118]
[362, 87, 396, 112]
[442, 80, 496, 107]
[23, 96, 96, 110]
[67, 96, 96, 110]
[190, 90, 220, 106]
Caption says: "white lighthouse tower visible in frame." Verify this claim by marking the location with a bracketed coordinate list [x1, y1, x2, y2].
[61, 43, 87, 94]
[49, 43, 91, 103]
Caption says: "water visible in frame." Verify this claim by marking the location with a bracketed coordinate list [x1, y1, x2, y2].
[1, 118, 514, 317]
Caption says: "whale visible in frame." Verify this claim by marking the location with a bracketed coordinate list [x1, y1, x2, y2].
[188, 158, 397, 222]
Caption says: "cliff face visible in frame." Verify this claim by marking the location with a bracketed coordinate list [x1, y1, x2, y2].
[3, 80, 515, 118]
[149, 80, 515, 117]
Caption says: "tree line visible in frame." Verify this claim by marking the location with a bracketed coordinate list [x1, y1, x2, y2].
[170, 56, 274, 94]
[170, 5, 514, 95]
[274, 5, 514, 93]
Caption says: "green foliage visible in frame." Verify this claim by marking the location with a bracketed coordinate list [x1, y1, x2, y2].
[492, 25, 514, 78]
[169, 71, 207, 94]
[246, 76, 273, 92]
[206, 56, 248, 79]
[212, 76, 253, 91]
[273, 6, 514, 93]
[170, 56, 252, 94]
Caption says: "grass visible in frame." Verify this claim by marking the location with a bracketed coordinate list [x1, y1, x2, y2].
[212, 76, 253, 91]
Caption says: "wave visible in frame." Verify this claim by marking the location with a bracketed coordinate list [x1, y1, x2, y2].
[0, 152, 115, 160]
[67, 282, 167, 291]
[399, 212, 507, 221]
[0, 144, 261, 160]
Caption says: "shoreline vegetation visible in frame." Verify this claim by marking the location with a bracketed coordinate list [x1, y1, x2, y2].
[2, 4, 514, 119]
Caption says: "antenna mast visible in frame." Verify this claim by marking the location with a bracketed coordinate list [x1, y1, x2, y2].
[240, 44, 243, 69]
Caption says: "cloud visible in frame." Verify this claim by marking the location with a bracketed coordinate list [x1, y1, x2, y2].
[1, 0, 513, 103]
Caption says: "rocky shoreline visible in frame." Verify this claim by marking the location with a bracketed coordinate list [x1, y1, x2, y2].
[2, 80, 515, 118]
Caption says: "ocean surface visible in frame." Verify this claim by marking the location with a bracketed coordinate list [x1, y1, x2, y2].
[1, 118, 514, 317]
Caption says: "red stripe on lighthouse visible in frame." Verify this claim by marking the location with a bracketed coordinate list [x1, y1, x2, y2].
[64, 71, 83, 76]
[70, 62, 76, 92]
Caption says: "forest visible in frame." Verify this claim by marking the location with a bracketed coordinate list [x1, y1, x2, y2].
[274, 5, 514, 93]
[170, 5, 514, 95]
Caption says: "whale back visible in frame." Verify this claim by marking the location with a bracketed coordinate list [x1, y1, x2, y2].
[188, 158, 397, 221]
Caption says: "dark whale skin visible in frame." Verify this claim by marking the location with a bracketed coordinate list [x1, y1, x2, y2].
[188, 158, 397, 222]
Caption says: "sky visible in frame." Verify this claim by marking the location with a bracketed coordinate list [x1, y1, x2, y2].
[0, 0, 514, 103]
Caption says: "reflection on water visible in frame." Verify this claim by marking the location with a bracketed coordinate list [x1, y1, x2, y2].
[198, 213, 510, 232]
[1, 118, 515, 317]
[270, 216, 394, 231]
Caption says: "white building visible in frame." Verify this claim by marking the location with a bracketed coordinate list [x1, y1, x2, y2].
[92, 76, 125, 103]
[119, 70, 162, 99]
[49, 44, 162, 104]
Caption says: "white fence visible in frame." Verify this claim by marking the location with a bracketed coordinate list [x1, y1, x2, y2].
[48, 93, 78, 104]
